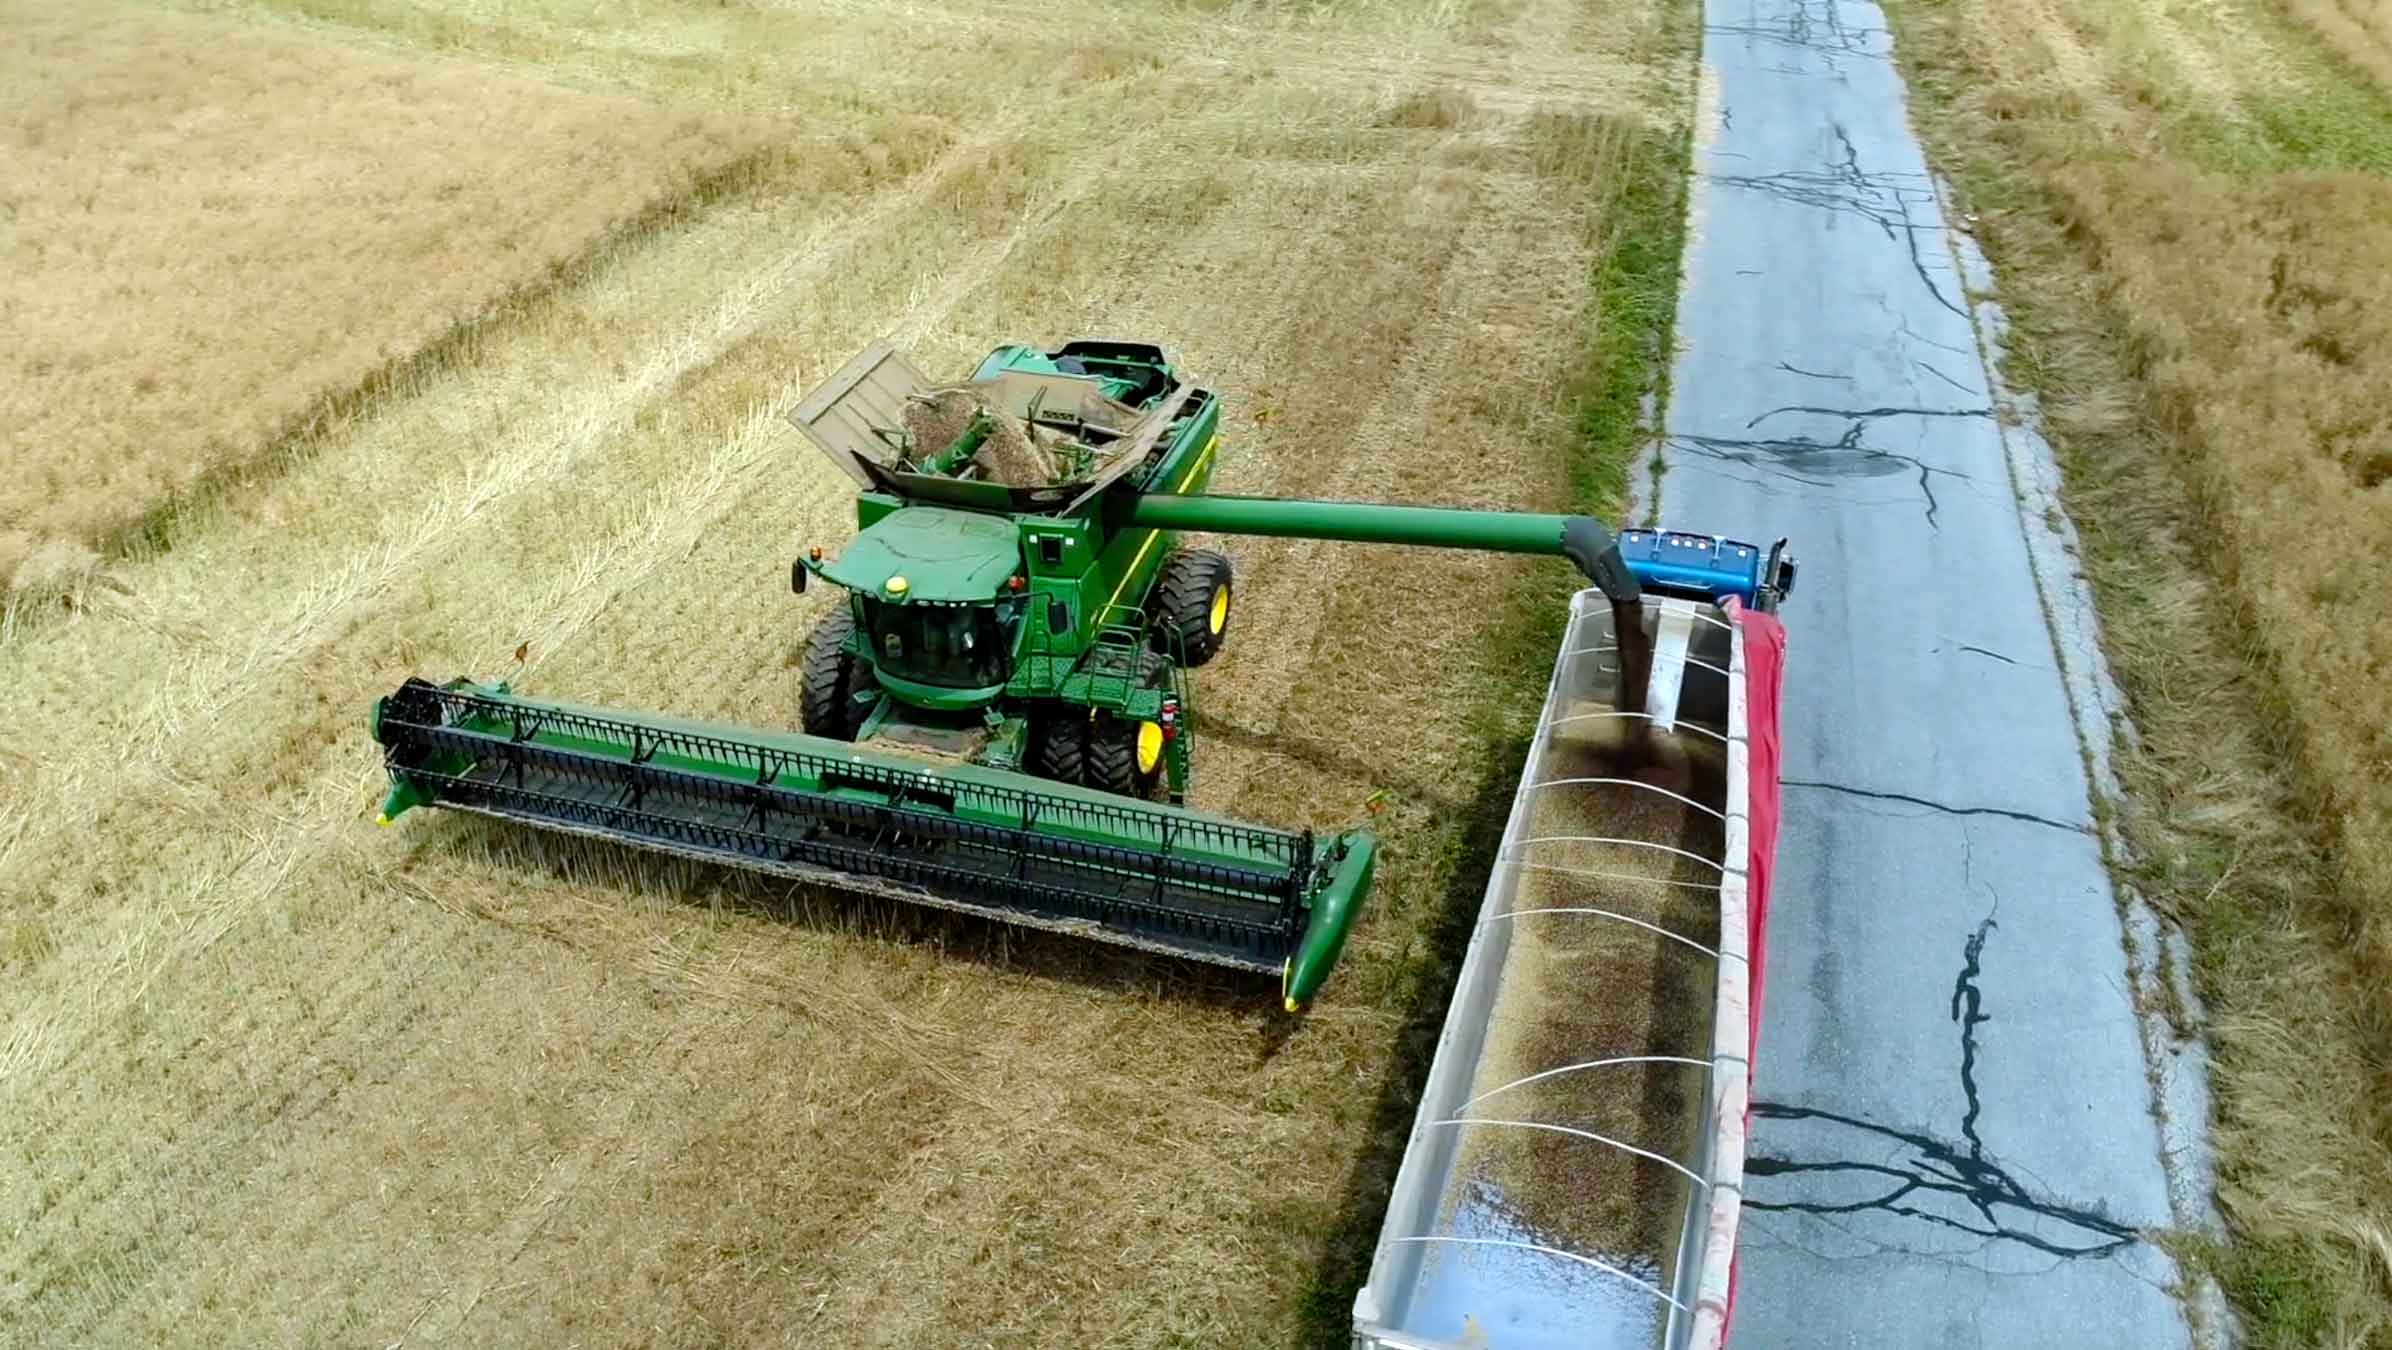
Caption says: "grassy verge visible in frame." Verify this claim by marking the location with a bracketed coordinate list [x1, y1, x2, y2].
[1540, 109, 1698, 517]
[1883, 0, 2392, 1339]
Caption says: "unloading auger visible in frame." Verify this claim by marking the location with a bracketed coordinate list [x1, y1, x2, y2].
[370, 339, 1793, 1008]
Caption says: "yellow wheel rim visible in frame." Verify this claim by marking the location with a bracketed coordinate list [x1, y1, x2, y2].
[1207, 584, 1230, 635]
[1136, 721, 1165, 775]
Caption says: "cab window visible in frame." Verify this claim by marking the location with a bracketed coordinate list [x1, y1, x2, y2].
[858, 599, 1014, 688]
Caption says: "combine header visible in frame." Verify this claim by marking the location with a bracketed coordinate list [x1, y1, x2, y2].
[372, 339, 1792, 1007]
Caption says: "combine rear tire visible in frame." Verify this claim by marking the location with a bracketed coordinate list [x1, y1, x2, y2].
[799, 608, 872, 740]
[1149, 549, 1233, 667]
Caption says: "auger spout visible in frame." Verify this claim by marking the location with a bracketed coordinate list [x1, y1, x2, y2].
[1124, 493, 1654, 717]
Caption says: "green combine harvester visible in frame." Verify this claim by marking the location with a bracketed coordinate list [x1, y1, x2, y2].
[371, 339, 1792, 1008]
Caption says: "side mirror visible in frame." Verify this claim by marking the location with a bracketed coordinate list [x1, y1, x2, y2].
[1047, 598, 1071, 635]
[790, 559, 808, 595]
[1763, 537, 1795, 606]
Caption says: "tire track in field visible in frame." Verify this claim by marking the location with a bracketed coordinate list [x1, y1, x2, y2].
[0, 114, 1023, 912]
[1192, 0, 1635, 820]
[5, 400, 835, 1350]
[0, 367, 850, 1350]
[5, 106, 1194, 1344]
[1191, 160, 1513, 813]
[799, 0, 1661, 115]
[1241, 169, 1589, 849]
[375, 118, 1255, 1342]
[0, 112, 1049, 1092]
[2, 805, 453, 1341]
[1143, 155, 1499, 813]
[4, 2, 1666, 1336]
[0, 124, 1040, 1338]
[581, 106, 1487, 1350]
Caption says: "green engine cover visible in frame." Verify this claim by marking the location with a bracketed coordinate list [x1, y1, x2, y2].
[820, 506, 1020, 602]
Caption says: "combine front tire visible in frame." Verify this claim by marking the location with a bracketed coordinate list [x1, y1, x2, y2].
[1030, 710, 1088, 785]
[799, 608, 872, 740]
[1086, 712, 1166, 798]
[1149, 549, 1233, 667]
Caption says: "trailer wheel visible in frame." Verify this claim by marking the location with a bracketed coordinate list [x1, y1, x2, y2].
[1149, 549, 1233, 667]
[799, 607, 872, 740]
[1086, 711, 1166, 798]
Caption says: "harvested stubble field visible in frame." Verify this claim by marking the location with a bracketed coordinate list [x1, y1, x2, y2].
[0, 0, 769, 598]
[0, 0, 1695, 1344]
[1889, 0, 2392, 1338]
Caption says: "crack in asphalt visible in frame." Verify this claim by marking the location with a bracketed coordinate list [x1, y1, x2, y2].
[1831, 119, 1863, 175]
[1915, 359, 1981, 396]
[1811, 0, 1882, 55]
[1746, 404, 1992, 426]
[1776, 361, 1853, 382]
[1782, 778, 2086, 832]
[1668, 402, 1983, 527]
[1953, 916, 1997, 1158]
[1891, 177, 1970, 318]
[1897, 311, 1975, 358]
[1668, 432, 1955, 525]
[1706, 0, 1889, 60]
[1708, 165, 1927, 231]
[1956, 643, 2019, 666]
[1748, 921, 2142, 1261]
[1707, 122, 1967, 320]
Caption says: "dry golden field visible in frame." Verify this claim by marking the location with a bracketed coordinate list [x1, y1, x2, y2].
[0, 0, 766, 598]
[0, 0, 1693, 1344]
[1890, 0, 2392, 1338]
[2286, 0, 2392, 93]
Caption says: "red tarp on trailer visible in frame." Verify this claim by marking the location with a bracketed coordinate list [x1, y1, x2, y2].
[1720, 598, 1786, 1343]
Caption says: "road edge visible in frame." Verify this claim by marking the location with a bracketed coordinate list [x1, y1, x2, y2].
[1935, 178, 2239, 1350]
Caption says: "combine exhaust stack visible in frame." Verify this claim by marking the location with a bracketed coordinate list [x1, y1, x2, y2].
[373, 678, 1376, 997]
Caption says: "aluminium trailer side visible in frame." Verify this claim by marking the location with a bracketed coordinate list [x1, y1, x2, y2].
[1352, 587, 1786, 1349]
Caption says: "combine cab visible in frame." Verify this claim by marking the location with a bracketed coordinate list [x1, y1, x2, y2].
[372, 338, 1792, 1009]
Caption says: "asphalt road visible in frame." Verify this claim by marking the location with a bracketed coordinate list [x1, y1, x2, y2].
[1657, 0, 2200, 1343]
